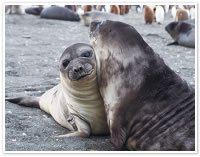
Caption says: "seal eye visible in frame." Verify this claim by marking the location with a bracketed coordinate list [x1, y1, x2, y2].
[80, 51, 91, 57]
[62, 59, 70, 68]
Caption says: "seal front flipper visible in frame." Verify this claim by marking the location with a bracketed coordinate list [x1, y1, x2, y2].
[6, 96, 40, 108]
[55, 131, 90, 138]
[167, 41, 178, 46]
[55, 114, 91, 138]
[111, 127, 127, 150]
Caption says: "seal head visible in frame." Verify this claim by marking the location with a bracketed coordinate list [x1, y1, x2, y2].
[59, 43, 95, 82]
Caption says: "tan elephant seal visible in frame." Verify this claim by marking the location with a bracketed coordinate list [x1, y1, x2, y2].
[6, 43, 109, 138]
[89, 20, 195, 151]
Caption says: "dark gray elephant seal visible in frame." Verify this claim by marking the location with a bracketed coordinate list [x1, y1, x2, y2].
[6, 43, 109, 138]
[89, 20, 195, 151]
[40, 6, 80, 21]
[165, 21, 195, 48]
[25, 6, 43, 15]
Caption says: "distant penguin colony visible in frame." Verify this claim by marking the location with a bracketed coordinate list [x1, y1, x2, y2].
[5, 4, 195, 50]
[5, 4, 195, 24]
[141, 5, 194, 24]
[5, 5, 24, 14]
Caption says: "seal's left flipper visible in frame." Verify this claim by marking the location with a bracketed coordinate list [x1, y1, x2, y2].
[6, 96, 40, 108]
[167, 41, 178, 46]
[55, 114, 91, 138]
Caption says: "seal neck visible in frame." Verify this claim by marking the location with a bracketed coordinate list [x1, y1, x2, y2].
[60, 72, 98, 98]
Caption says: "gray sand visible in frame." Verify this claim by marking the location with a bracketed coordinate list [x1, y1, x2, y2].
[5, 8, 195, 151]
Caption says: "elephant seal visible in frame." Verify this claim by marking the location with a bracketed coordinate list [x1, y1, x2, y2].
[40, 6, 80, 21]
[89, 20, 195, 150]
[25, 6, 43, 15]
[165, 21, 195, 48]
[6, 43, 109, 138]
[81, 11, 123, 26]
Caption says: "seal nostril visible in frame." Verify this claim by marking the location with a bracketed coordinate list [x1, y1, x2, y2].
[79, 67, 83, 71]
[74, 69, 78, 73]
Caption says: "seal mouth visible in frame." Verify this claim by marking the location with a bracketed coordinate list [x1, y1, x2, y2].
[69, 68, 94, 81]
[74, 69, 94, 81]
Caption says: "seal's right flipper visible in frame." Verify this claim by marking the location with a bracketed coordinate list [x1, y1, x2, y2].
[6, 96, 40, 108]
[167, 41, 178, 46]
[55, 114, 91, 138]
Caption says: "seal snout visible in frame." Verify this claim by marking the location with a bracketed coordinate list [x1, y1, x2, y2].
[73, 64, 84, 73]
[69, 62, 94, 81]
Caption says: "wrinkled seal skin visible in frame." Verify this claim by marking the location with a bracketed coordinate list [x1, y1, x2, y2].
[40, 6, 80, 21]
[89, 20, 195, 151]
[165, 21, 195, 48]
[6, 43, 109, 138]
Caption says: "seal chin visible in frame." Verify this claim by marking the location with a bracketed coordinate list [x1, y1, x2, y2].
[77, 69, 94, 81]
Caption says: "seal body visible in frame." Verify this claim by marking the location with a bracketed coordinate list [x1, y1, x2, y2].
[89, 20, 195, 151]
[144, 5, 154, 24]
[25, 6, 43, 15]
[165, 21, 195, 48]
[6, 43, 109, 137]
[40, 6, 80, 21]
